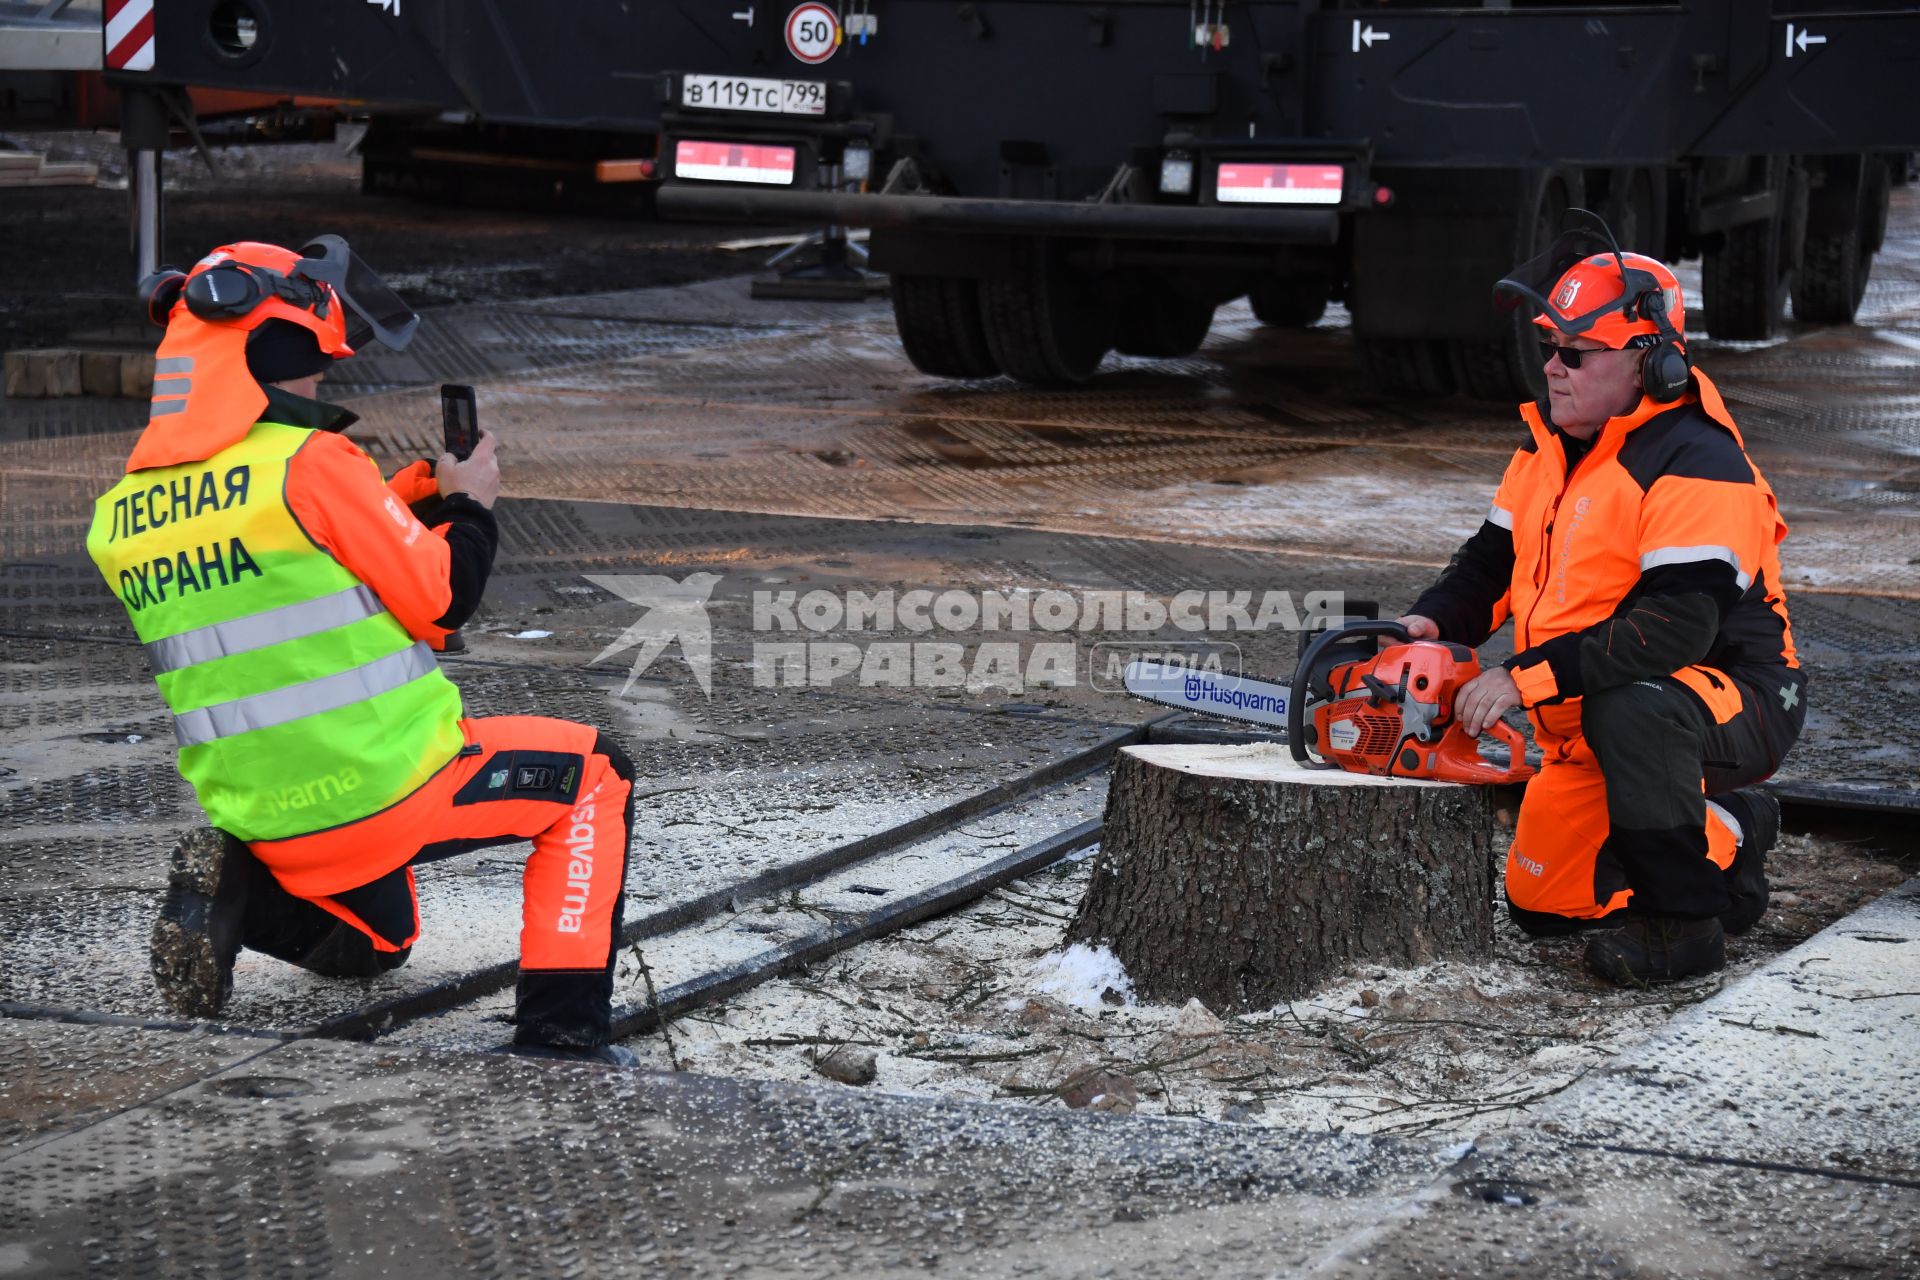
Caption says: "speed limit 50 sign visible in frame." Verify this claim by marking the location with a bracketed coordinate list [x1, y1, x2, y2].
[785, 3, 840, 64]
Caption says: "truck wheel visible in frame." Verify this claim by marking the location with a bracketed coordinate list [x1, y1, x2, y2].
[979, 239, 1113, 386]
[891, 275, 1000, 379]
[1864, 156, 1892, 253]
[1248, 275, 1330, 328]
[1114, 291, 1214, 358]
[1793, 157, 1877, 325]
[1356, 337, 1455, 398]
[1449, 169, 1577, 402]
[1448, 339, 1529, 403]
[1704, 158, 1807, 340]
[1600, 167, 1664, 258]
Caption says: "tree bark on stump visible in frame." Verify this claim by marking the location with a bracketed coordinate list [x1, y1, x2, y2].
[1068, 744, 1505, 1011]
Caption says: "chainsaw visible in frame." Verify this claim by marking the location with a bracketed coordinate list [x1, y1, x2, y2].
[1122, 619, 1535, 785]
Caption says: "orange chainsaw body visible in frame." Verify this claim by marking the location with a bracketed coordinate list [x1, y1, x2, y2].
[1312, 640, 1536, 785]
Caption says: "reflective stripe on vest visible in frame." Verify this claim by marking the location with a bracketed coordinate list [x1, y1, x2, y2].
[146, 584, 386, 674]
[87, 418, 464, 842]
[172, 640, 437, 748]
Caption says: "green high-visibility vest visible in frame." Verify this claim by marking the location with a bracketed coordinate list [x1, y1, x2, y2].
[86, 419, 464, 840]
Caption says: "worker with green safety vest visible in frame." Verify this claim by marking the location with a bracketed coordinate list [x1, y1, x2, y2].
[89, 239, 637, 1065]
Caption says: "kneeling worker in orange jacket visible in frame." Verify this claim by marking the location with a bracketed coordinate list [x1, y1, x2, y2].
[1397, 215, 1806, 984]
[87, 239, 636, 1064]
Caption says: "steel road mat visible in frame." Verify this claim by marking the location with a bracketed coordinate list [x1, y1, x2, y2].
[3, 193, 1916, 1043]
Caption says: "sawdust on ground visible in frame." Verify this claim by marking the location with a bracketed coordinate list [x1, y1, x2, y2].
[619, 828, 1912, 1141]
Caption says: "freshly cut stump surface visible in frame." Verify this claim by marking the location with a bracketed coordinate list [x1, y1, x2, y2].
[1069, 743, 1506, 1010]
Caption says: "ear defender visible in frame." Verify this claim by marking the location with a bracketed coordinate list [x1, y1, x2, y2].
[183, 264, 268, 321]
[137, 268, 188, 327]
[177, 262, 330, 325]
[1634, 285, 1691, 403]
[1641, 341, 1691, 402]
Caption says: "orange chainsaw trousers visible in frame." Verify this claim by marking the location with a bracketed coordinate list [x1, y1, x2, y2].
[246, 715, 634, 1048]
[1504, 665, 1804, 931]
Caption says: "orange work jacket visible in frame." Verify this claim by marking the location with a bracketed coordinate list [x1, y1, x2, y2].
[1485, 371, 1797, 756]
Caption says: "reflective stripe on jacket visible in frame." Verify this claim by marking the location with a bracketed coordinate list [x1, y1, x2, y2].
[86, 419, 464, 840]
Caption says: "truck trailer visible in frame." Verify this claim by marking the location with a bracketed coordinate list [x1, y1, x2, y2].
[99, 0, 1920, 397]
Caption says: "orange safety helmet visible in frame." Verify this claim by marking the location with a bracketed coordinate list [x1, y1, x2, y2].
[1495, 209, 1693, 403]
[140, 235, 419, 355]
[1532, 250, 1685, 350]
[1496, 211, 1685, 349]
[181, 241, 354, 353]
[128, 237, 418, 471]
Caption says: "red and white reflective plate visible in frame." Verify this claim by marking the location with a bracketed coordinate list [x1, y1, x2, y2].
[1215, 163, 1344, 206]
[674, 140, 798, 186]
[104, 0, 156, 71]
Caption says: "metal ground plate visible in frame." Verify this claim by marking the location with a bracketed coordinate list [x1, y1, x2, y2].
[0, 1023, 1454, 1279]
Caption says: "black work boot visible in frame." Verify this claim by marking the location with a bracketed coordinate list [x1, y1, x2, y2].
[150, 827, 252, 1017]
[1584, 914, 1726, 986]
[1717, 789, 1780, 936]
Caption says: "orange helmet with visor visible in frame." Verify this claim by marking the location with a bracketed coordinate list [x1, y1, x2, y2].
[1495, 210, 1685, 352]
[142, 235, 419, 354]
[128, 236, 418, 469]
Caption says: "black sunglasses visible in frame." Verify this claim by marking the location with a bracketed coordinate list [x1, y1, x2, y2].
[1539, 340, 1615, 369]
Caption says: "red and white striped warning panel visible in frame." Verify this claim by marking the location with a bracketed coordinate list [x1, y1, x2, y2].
[1215, 163, 1344, 206]
[673, 140, 797, 186]
[104, 0, 156, 72]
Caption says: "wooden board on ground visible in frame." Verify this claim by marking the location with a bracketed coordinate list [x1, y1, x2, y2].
[0, 158, 98, 187]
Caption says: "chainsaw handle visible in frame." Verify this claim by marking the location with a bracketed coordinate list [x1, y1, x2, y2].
[1434, 715, 1537, 785]
[1486, 717, 1536, 782]
[1289, 621, 1410, 765]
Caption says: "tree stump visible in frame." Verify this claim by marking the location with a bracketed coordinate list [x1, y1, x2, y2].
[1068, 743, 1506, 1010]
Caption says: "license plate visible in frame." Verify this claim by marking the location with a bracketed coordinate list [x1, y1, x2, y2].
[1216, 163, 1344, 205]
[674, 140, 797, 185]
[679, 74, 827, 117]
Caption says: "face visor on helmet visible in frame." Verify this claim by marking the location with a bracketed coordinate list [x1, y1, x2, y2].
[145, 236, 421, 356]
[289, 235, 420, 352]
[1494, 208, 1682, 351]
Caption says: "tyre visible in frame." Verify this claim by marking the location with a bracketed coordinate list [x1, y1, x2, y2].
[1357, 336, 1455, 398]
[1113, 290, 1214, 358]
[1449, 170, 1576, 402]
[1248, 275, 1330, 328]
[1864, 155, 1892, 253]
[1600, 167, 1663, 257]
[1793, 157, 1873, 324]
[1795, 219, 1868, 323]
[891, 274, 1000, 378]
[979, 239, 1113, 386]
[1448, 338, 1529, 403]
[1704, 158, 1807, 340]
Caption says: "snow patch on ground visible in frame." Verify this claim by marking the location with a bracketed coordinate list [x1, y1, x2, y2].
[1023, 943, 1135, 1010]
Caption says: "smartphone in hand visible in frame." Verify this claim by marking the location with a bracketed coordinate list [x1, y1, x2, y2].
[440, 384, 478, 461]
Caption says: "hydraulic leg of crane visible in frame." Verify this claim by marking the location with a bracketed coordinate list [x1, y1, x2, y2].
[120, 86, 171, 284]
